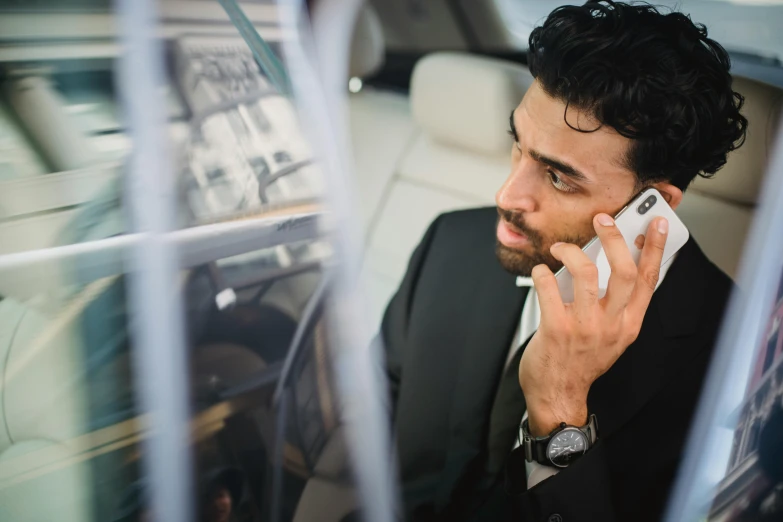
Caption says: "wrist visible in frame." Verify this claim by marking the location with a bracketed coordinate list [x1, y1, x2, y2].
[526, 398, 589, 436]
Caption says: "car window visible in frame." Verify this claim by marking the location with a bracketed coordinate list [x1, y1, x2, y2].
[0, 2, 385, 521]
[662, 118, 783, 521]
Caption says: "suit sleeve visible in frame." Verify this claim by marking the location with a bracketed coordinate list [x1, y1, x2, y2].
[506, 343, 713, 522]
[373, 215, 442, 417]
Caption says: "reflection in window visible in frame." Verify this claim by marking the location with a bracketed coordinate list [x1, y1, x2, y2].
[173, 35, 323, 224]
[763, 330, 780, 375]
[746, 420, 762, 458]
[0, 2, 339, 521]
[0, 102, 48, 180]
[729, 428, 743, 469]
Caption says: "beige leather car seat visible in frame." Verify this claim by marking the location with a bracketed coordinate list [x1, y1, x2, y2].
[357, 51, 533, 329]
[677, 76, 783, 279]
[348, 4, 417, 239]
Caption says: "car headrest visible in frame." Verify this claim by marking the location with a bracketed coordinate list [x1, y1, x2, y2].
[410, 52, 534, 157]
[349, 3, 385, 79]
[689, 76, 783, 206]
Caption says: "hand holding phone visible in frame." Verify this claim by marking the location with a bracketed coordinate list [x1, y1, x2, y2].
[520, 192, 684, 436]
[555, 188, 689, 303]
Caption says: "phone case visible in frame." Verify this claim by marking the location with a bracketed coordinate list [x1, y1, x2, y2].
[555, 188, 689, 303]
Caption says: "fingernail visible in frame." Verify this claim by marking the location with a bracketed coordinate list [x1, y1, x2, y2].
[551, 242, 564, 249]
[657, 218, 668, 234]
[597, 214, 614, 226]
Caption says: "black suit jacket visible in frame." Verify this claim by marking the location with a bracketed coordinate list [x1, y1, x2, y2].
[379, 207, 732, 522]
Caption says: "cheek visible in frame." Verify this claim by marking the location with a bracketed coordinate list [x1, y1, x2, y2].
[595, 177, 639, 210]
[552, 185, 631, 239]
[539, 205, 597, 247]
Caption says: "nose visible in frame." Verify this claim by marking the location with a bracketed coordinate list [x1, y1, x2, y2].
[496, 157, 537, 213]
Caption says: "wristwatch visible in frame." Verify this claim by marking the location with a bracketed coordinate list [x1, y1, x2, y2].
[520, 414, 598, 468]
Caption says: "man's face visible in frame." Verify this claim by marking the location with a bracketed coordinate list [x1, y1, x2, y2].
[496, 81, 639, 276]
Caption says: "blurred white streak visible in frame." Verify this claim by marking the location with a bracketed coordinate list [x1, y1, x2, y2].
[0, 211, 322, 300]
[115, 0, 194, 521]
[277, 1, 400, 522]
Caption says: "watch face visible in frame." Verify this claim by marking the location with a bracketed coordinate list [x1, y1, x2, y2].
[547, 428, 589, 468]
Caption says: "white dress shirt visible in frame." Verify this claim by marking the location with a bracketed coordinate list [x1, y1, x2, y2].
[506, 255, 676, 488]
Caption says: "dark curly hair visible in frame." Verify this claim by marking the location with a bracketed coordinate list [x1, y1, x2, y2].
[527, 0, 748, 190]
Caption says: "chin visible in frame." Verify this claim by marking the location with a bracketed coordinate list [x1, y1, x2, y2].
[495, 242, 562, 277]
[495, 242, 536, 276]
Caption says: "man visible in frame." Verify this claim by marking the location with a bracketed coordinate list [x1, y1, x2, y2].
[379, 2, 747, 521]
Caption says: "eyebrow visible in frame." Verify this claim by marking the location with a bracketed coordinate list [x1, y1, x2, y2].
[529, 149, 591, 183]
[509, 109, 591, 184]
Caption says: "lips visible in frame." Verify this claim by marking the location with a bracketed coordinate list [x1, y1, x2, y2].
[497, 219, 530, 248]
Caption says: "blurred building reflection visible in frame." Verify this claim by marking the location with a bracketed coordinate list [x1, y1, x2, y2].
[0, 2, 349, 521]
[710, 276, 783, 521]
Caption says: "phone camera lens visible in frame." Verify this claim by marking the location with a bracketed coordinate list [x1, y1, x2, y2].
[637, 195, 657, 215]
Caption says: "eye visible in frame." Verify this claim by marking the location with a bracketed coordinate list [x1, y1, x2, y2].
[547, 169, 577, 194]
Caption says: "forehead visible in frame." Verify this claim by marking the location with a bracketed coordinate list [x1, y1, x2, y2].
[516, 81, 634, 185]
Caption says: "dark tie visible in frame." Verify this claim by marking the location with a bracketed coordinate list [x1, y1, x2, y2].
[486, 335, 532, 475]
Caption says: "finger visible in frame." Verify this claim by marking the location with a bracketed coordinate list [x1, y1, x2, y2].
[634, 234, 645, 250]
[629, 217, 668, 318]
[531, 263, 566, 325]
[592, 213, 637, 315]
[551, 242, 599, 315]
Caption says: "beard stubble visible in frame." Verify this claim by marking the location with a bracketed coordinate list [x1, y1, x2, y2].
[494, 207, 593, 277]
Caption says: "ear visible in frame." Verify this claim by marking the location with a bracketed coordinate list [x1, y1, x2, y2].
[652, 181, 683, 211]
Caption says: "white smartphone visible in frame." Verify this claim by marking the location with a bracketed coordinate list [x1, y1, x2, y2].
[555, 188, 689, 303]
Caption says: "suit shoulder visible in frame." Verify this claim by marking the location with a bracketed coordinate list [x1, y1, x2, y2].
[683, 241, 736, 343]
[416, 207, 500, 267]
[694, 244, 735, 303]
[437, 206, 497, 226]
[438, 206, 497, 222]
[430, 207, 498, 245]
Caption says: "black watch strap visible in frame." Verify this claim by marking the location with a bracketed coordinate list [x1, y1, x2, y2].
[520, 414, 598, 466]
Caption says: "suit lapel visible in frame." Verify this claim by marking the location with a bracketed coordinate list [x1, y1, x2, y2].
[588, 238, 709, 436]
[434, 255, 527, 507]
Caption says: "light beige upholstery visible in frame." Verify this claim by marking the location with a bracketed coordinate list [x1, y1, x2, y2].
[349, 3, 385, 79]
[350, 51, 532, 332]
[677, 76, 783, 277]
[690, 78, 783, 206]
[349, 88, 417, 235]
[397, 134, 511, 202]
[348, 4, 417, 239]
[410, 52, 534, 157]
[364, 53, 532, 304]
